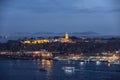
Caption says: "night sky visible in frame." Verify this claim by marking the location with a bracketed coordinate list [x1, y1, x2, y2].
[0, 0, 120, 35]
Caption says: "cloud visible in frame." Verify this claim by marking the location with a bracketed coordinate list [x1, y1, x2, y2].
[1, 0, 120, 14]
[0, 0, 120, 35]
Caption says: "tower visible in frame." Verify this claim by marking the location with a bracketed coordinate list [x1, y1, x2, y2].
[65, 32, 69, 39]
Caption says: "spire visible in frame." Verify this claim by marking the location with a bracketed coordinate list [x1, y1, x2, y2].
[65, 32, 69, 39]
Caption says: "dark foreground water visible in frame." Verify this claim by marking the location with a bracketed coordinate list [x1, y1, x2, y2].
[0, 59, 120, 80]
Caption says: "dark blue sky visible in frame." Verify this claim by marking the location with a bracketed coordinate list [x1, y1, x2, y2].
[0, 0, 120, 35]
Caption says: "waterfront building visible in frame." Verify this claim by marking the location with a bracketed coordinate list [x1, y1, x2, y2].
[0, 49, 53, 59]
[32, 50, 53, 59]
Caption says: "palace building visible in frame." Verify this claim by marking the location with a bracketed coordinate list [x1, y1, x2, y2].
[59, 32, 73, 43]
[22, 32, 74, 44]
[23, 39, 50, 44]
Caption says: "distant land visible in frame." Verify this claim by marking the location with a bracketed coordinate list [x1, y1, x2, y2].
[1, 31, 99, 38]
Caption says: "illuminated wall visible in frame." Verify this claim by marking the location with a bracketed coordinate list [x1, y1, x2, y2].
[23, 39, 50, 44]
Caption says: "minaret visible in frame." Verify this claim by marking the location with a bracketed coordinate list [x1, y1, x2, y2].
[65, 32, 69, 39]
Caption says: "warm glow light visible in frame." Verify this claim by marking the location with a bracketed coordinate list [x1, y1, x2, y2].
[34, 51, 40, 54]
[24, 40, 31, 44]
[108, 55, 119, 62]
[23, 39, 50, 44]
[65, 32, 69, 39]
[108, 63, 111, 67]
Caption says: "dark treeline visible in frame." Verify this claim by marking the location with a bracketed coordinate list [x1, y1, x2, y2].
[0, 37, 120, 55]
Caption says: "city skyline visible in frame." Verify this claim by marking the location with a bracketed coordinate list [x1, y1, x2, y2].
[0, 0, 120, 35]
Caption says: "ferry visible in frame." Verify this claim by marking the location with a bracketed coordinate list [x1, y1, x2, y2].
[62, 66, 75, 73]
[96, 61, 101, 65]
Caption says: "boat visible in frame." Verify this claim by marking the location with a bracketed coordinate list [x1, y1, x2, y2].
[62, 66, 75, 73]
[80, 61, 84, 65]
[96, 61, 101, 65]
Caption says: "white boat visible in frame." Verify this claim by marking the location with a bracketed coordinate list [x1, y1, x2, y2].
[96, 61, 101, 65]
[62, 66, 75, 73]
[80, 62, 84, 65]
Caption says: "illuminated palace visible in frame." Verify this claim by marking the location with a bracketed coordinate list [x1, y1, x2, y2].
[59, 32, 73, 43]
[23, 39, 50, 44]
[23, 32, 73, 44]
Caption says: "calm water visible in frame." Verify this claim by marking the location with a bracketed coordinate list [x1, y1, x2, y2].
[0, 59, 120, 80]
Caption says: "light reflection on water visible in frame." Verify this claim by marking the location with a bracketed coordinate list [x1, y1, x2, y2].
[108, 63, 111, 67]
[0, 60, 120, 80]
[41, 59, 52, 76]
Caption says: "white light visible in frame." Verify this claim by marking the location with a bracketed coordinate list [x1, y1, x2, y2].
[80, 62, 84, 65]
